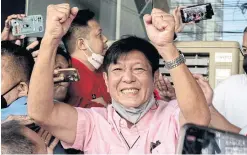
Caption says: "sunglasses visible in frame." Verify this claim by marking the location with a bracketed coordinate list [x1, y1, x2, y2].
[240, 46, 247, 56]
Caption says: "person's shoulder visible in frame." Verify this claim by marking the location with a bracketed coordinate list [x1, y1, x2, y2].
[75, 106, 108, 120]
[226, 74, 246, 81]
[222, 74, 246, 83]
[215, 74, 247, 89]
[156, 100, 179, 116]
[71, 57, 92, 72]
[240, 125, 247, 136]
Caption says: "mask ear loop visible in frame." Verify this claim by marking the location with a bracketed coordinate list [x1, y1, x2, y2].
[2, 81, 21, 96]
[240, 47, 244, 56]
[77, 38, 90, 58]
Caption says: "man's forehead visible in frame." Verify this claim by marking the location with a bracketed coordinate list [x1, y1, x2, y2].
[88, 20, 102, 32]
[111, 51, 150, 67]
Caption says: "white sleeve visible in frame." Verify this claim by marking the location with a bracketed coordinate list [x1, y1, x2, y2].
[212, 82, 227, 116]
[239, 125, 247, 136]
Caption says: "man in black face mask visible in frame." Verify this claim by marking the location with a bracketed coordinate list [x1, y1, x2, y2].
[213, 27, 247, 129]
[243, 27, 247, 73]
[1, 41, 34, 120]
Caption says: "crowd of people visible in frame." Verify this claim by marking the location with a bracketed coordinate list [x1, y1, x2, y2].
[1, 3, 247, 154]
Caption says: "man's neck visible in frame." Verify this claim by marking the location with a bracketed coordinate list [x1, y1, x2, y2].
[71, 51, 96, 72]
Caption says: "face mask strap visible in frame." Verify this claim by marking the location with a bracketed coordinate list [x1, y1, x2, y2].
[78, 38, 93, 58]
[2, 82, 21, 97]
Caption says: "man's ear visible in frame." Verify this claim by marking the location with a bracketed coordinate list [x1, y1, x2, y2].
[77, 38, 87, 50]
[17, 82, 29, 97]
[103, 72, 109, 92]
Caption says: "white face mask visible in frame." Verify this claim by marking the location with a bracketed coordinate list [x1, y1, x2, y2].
[83, 41, 104, 69]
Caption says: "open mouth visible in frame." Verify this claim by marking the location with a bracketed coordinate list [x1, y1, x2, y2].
[121, 88, 139, 95]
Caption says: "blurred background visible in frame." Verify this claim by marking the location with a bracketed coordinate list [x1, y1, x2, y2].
[2, 0, 246, 42]
[1, 0, 247, 88]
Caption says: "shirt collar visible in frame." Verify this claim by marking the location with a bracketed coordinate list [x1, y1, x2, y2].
[107, 103, 158, 132]
[8, 96, 28, 108]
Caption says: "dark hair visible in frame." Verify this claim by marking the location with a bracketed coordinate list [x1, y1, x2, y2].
[1, 41, 35, 83]
[102, 36, 160, 76]
[244, 27, 247, 33]
[25, 37, 71, 64]
[71, 9, 95, 26]
[1, 120, 34, 154]
[62, 9, 95, 52]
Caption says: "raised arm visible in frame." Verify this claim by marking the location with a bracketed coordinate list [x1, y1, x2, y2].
[143, 8, 210, 126]
[27, 4, 79, 144]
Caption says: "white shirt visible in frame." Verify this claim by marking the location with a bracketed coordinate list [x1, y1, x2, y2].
[213, 74, 247, 128]
[240, 125, 247, 136]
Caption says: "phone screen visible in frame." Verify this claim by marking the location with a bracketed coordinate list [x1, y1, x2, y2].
[11, 15, 44, 36]
[181, 3, 214, 23]
[180, 124, 247, 154]
[56, 68, 80, 83]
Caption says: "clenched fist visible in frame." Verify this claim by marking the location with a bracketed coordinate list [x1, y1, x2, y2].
[143, 8, 175, 47]
[44, 3, 78, 40]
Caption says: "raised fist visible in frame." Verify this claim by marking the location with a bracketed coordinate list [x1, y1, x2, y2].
[143, 8, 175, 47]
[44, 3, 78, 40]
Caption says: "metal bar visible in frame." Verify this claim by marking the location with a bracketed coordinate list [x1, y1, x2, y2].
[116, 0, 122, 40]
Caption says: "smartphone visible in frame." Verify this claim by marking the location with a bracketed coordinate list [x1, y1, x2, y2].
[56, 68, 80, 82]
[11, 15, 44, 36]
[180, 3, 214, 23]
[177, 124, 247, 154]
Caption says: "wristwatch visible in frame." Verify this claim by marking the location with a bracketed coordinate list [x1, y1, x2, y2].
[164, 50, 186, 70]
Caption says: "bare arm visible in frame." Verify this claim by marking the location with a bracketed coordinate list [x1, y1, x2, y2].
[163, 45, 210, 126]
[209, 106, 240, 133]
[143, 8, 210, 126]
[27, 4, 79, 144]
[193, 74, 240, 133]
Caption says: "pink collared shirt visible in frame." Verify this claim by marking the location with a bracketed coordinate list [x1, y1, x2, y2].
[62, 100, 180, 154]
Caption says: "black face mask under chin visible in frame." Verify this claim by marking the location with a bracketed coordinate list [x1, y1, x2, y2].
[243, 55, 247, 74]
[1, 82, 20, 109]
[1, 96, 8, 109]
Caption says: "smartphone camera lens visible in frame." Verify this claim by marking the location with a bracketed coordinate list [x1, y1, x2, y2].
[39, 26, 43, 32]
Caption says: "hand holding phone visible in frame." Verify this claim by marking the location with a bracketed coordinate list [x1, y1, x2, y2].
[1, 14, 26, 41]
[180, 3, 214, 23]
[11, 15, 44, 36]
[54, 68, 80, 83]
[177, 124, 247, 154]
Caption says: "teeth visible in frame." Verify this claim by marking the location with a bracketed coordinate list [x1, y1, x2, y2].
[121, 89, 139, 94]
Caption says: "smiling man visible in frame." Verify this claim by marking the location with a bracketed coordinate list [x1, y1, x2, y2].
[28, 4, 210, 154]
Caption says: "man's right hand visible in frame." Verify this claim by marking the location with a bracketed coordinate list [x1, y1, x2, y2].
[44, 3, 78, 40]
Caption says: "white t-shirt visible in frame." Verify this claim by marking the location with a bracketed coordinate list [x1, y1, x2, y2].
[240, 125, 247, 136]
[213, 74, 247, 128]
